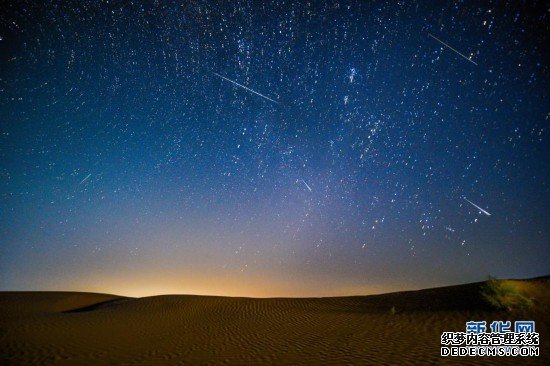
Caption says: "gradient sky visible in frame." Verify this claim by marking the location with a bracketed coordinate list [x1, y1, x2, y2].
[1, 0, 548, 297]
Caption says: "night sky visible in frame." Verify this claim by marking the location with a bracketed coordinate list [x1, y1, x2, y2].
[1, 1, 548, 297]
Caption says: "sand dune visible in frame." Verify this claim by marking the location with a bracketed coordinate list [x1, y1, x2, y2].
[1, 277, 548, 365]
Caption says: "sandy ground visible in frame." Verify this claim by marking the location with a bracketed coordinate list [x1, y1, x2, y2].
[1, 277, 548, 365]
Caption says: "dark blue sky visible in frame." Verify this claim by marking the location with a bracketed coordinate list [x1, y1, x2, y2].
[1, 0, 548, 297]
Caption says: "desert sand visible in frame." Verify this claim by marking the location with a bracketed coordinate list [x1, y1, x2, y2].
[1, 277, 548, 365]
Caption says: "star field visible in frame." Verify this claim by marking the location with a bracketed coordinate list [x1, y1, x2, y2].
[0, 1, 548, 297]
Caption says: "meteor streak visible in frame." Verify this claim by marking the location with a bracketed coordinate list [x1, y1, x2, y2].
[79, 173, 92, 185]
[213, 72, 279, 104]
[301, 179, 312, 192]
[428, 33, 478, 66]
[463, 197, 491, 216]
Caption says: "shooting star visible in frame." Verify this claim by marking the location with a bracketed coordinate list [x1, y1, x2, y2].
[463, 197, 491, 216]
[79, 173, 92, 185]
[428, 33, 478, 66]
[213, 72, 279, 104]
[300, 179, 312, 192]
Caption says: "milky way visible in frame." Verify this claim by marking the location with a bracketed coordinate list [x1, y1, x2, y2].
[0, 1, 548, 297]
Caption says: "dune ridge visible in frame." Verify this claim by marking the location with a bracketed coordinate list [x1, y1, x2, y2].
[1, 277, 548, 365]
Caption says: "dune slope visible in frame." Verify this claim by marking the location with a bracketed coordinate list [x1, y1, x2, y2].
[1, 278, 548, 365]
